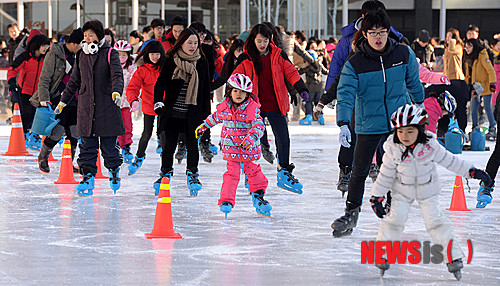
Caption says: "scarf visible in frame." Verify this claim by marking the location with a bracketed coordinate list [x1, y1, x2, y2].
[172, 49, 201, 105]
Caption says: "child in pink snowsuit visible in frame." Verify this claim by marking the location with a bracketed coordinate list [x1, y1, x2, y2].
[196, 74, 272, 217]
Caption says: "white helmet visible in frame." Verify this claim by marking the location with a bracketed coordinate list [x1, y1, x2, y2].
[391, 104, 429, 129]
[227, 73, 253, 94]
[439, 91, 457, 113]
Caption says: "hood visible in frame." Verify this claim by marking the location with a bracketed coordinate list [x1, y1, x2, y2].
[355, 36, 398, 59]
[340, 18, 362, 37]
[163, 28, 174, 41]
[26, 29, 43, 44]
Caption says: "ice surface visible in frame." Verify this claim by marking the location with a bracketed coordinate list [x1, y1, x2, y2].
[0, 119, 499, 285]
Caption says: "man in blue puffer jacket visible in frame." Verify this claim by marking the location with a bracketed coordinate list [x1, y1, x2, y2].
[331, 9, 424, 238]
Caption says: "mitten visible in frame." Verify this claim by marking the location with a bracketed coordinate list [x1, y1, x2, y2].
[54, 102, 67, 115]
[490, 83, 497, 93]
[130, 100, 140, 112]
[240, 138, 253, 151]
[339, 125, 351, 148]
[290, 94, 298, 106]
[112, 92, 122, 106]
[154, 102, 165, 116]
[300, 91, 309, 102]
[313, 102, 324, 119]
[195, 124, 208, 139]
[370, 195, 387, 219]
[469, 168, 492, 187]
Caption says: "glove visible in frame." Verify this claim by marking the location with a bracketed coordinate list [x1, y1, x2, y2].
[195, 124, 208, 139]
[54, 102, 66, 115]
[130, 100, 140, 112]
[39, 101, 49, 107]
[240, 138, 253, 151]
[440, 76, 451, 85]
[290, 94, 298, 106]
[154, 102, 165, 115]
[112, 92, 122, 106]
[300, 91, 309, 102]
[469, 168, 492, 187]
[8, 82, 18, 94]
[326, 99, 336, 110]
[370, 196, 387, 219]
[339, 125, 351, 148]
[490, 83, 497, 93]
[313, 102, 324, 119]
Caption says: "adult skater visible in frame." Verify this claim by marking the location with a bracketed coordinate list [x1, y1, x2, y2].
[370, 104, 491, 280]
[196, 74, 271, 217]
[233, 23, 309, 194]
[55, 20, 124, 196]
[331, 9, 424, 237]
[153, 28, 211, 196]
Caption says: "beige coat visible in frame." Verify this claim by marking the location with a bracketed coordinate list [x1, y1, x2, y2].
[465, 49, 497, 96]
[443, 39, 464, 80]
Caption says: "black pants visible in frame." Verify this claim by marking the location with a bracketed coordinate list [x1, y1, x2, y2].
[346, 133, 390, 208]
[19, 93, 36, 133]
[137, 114, 157, 158]
[78, 136, 122, 175]
[260, 110, 290, 167]
[486, 122, 500, 183]
[161, 117, 199, 173]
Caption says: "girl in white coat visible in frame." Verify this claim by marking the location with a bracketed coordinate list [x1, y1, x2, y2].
[369, 104, 491, 280]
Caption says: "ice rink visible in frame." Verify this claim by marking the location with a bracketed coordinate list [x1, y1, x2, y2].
[0, 117, 499, 285]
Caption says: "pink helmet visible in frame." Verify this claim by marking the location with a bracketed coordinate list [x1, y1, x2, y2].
[391, 104, 429, 129]
[114, 40, 132, 52]
[227, 73, 253, 94]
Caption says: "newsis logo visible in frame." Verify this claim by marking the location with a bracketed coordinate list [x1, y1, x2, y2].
[361, 240, 473, 265]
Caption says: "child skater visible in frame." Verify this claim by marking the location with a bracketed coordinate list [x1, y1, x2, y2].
[114, 40, 137, 164]
[195, 74, 272, 217]
[369, 104, 491, 280]
[126, 41, 165, 175]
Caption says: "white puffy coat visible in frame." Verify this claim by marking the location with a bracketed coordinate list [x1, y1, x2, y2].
[371, 131, 473, 200]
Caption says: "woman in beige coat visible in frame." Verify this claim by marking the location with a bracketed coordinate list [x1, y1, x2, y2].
[443, 28, 464, 80]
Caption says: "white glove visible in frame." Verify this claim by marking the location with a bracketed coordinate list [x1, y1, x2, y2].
[54, 102, 66, 114]
[112, 92, 122, 106]
[339, 125, 351, 148]
[313, 102, 324, 119]
[40, 101, 49, 107]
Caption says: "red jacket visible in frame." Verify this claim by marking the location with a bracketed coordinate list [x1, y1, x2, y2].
[159, 29, 175, 53]
[8, 52, 44, 95]
[233, 43, 303, 116]
[126, 63, 161, 116]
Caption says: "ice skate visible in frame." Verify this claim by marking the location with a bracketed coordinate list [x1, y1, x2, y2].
[220, 201, 233, 218]
[251, 190, 272, 217]
[186, 170, 202, 196]
[447, 258, 463, 281]
[153, 170, 173, 196]
[368, 164, 379, 182]
[199, 141, 214, 163]
[209, 142, 218, 155]
[277, 164, 303, 194]
[175, 143, 186, 164]
[486, 126, 497, 141]
[108, 167, 121, 194]
[27, 131, 42, 151]
[121, 146, 133, 164]
[375, 260, 390, 278]
[261, 143, 274, 164]
[299, 114, 312, 125]
[76, 173, 95, 196]
[337, 167, 350, 197]
[331, 203, 360, 237]
[318, 114, 325, 125]
[156, 138, 162, 154]
[476, 182, 494, 208]
[128, 156, 145, 175]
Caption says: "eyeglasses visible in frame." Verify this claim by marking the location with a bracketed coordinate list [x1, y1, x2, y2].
[367, 30, 388, 37]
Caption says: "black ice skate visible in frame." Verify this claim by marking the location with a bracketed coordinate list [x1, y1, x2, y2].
[199, 141, 214, 163]
[331, 203, 360, 237]
[447, 258, 463, 281]
[368, 164, 379, 182]
[376, 260, 390, 278]
[175, 142, 186, 164]
[486, 126, 497, 141]
[261, 143, 274, 164]
[337, 166, 350, 197]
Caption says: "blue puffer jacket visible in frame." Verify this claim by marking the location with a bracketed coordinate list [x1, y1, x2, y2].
[325, 18, 403, 91]
[336, 37, 424, 135]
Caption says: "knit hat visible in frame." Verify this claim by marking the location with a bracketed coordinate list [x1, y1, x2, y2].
[418, 29, 430, 43]
[66, 28, 84, 44]
[26, 29, 43, 44]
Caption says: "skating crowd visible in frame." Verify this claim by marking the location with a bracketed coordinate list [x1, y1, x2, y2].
[2, 0, 500, 281]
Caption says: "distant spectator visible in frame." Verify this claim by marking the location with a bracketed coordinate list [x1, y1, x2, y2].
[411, 29, 435, 69]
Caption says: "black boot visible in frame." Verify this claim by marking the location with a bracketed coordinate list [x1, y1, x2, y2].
[38, 144, 53, 173]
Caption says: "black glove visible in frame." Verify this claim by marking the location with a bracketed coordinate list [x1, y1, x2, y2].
[370, 196, 387, 219]
[9, 82, 18, 94]
[290, 94, 298, 106]
[154, 102, 165, 116]
[469, 168, 492, 187]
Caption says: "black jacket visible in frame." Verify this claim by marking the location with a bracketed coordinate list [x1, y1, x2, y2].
[154, 57, 211, 132]
[7, 34, 23, 67]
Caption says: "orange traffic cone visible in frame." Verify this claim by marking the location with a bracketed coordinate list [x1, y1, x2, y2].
[2, 103, 32, 156]
[145, 177, 182, 239]
[447, 176, 471, 211]
[54, 140, 78, 184]
[95, 149, 108, 179]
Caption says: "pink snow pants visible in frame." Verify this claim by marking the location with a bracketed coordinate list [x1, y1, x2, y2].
[118, 107, 133, 148]
[219, 160, 268, 206]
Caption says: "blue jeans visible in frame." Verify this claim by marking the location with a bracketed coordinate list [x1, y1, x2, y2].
[305, 92, 322, 115]
[471, 94, 496, 128]
[259, 110, 290, 167]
